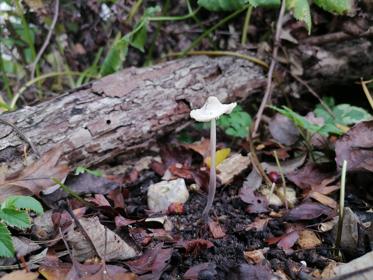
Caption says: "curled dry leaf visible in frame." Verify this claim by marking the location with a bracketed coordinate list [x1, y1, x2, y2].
[0, 146, 69, 202]
[67, 216, 139, 262]
[335, 120, 373, 172]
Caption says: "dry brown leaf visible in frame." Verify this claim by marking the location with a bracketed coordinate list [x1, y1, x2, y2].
[0, 270, 38, 280]
[217, 153, 251, 185]
[309, 192, 337, 209]
[208, 220, 226, 239]
[0, 147, 69, 202]
[297, 230, 321, 249]
[67, 216, 139, 262]
[244, 249, 266, 264]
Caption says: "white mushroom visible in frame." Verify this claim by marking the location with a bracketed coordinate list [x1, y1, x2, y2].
[190, 96, 237, 221]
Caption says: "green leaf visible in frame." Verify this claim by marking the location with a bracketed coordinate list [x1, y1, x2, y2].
[197, 0, 249, 11]
[0, 209, 31, 229]
[100, 33, 129, 76]
[0, 223, 14, 257]
[1, 196, 43, 215]
[249, 0, 280, 7]
[217, 105, 252, 138]
[74, 166, 103, 177]
[287, 0, 312, 33]
[314, 0, 353, 14]
[128, 22, 148, 52]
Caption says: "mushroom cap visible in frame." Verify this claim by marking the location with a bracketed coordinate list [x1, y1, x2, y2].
[190, 96, 237, 122]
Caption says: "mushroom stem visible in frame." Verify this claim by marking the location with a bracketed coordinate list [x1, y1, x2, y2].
[202, 118, 217, 221]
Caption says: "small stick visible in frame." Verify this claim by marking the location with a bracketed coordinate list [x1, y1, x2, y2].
[335, 160, 347, 258]
[252, 0, 286, 137]
[0, 118, 40, 158]
[273, 150, 288, 210]
[29, 0, 60, 80]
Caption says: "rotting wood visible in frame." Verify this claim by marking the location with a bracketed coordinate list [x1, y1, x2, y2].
[0, 38, 372, 172]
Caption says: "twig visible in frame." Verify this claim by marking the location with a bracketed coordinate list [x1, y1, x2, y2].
[303, 28, 373, 45]
[360, 79, 373, 111]
[252, 0, 286, 137]
[241, 5, 253, 45]
[290, 73, 335, 118]
[30, 0, 60, 80]
[335, 160, 347, 258]
[0, 118, 40, 158]
[273, 150, 288, 210]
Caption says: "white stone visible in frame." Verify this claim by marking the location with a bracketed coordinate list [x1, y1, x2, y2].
[147, 179, 189, 212]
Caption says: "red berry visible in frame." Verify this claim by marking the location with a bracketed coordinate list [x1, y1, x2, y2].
[268, 171, 280, 183]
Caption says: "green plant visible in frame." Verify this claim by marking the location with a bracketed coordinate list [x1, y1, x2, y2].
[0, 196, 43, 257]
[217, 105, 252, 138]
[271, 99, 372, 137]
[74, 166, 103, 177]
[197, 0, 353, 33]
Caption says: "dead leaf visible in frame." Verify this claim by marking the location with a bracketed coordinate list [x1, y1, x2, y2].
[297, 230, 321, 249]
[183, 138, 210, 158]
[261, 154, 307, 175]
[0, 271, 38, 280]
[85, 194, 111, 207]
[0, 147, 69, 202]
[332, 250, 373, 280]
[285, 202, 335, 221]
[245, 217, 270, 231]
[287, 163, 334, 190]
[309, 192, 337, 209]
[208, 220, 226, 239]
[335, 120, 373, 172]
[177, 239, 214, 255]
[43, 173, 120, 204]
[183, 262, 214, 280]
[217, 153, 251, 185]
[269, 113, 300, 146]
[67, 216, 139, 261]
[267, 231, 299, 250]
[244, 249, 266, 264]
[167, 202, 184, 215]
[125, 243, 172, 280]
[13, 236, 41, 257]
[239, 186, 269, 214]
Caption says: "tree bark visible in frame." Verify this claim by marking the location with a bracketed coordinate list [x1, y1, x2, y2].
[0, 38, 372, 172]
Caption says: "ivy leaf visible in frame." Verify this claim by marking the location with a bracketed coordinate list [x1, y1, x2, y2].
[0, 209, 31, 229]
[287, 0, 312, 33]
[314, 0, 353, 14]
[1, 196, 43, 215]
[0, 223, 14, 257]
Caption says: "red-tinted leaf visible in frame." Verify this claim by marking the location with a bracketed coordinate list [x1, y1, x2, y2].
[150, 160, 167, 176]
[277, 231, 299, 249]
[208, 220, 226, 239]
[178, 239, 214, 255]
[125, 243, 172, 280]
[86, 194, 111, 207]
[335, 120, 373, 172]
[285, 202, 335, 221]
[169, 164, 194, 180]
[183, 138, 210, 158]
[115, 215, 139, 228]
[191, 169, 209, 192]
[160, 145, 192, 168]
[108, 188, 126, 209]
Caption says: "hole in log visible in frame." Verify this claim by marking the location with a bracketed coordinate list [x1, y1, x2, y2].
[106, 120, 111, 125]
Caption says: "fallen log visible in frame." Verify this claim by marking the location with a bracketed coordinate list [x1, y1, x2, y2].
[0, 38, 372, 172]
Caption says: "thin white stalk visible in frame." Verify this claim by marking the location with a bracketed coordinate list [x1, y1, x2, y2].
[202, 118, 217, 221]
